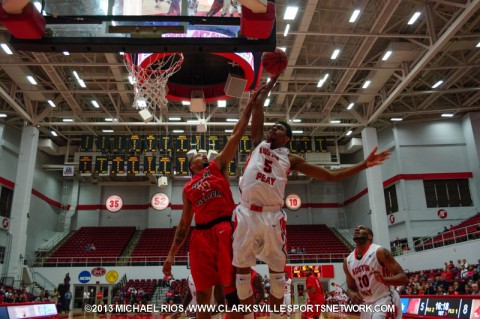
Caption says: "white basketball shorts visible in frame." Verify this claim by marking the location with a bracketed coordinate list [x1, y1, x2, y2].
[232, 204, 287, 272]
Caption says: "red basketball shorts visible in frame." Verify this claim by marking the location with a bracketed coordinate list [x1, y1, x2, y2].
[189, 221, 235, 292]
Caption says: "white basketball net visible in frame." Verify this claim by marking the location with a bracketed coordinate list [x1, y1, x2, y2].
[124, 53, 183, 111]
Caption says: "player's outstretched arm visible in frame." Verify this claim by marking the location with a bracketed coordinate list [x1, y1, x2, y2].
[237, 0, 268, 13]
[373, 248, 409, 286]
[343, 259, 364, 304]
[251, 75, 279, 147]
[162, 191, 193, 277]
[289, 146, 390, 182]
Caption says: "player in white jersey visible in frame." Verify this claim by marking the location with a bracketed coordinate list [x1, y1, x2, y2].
[233, 77, 390, 319]
[283, 273, 292, 318]
[344, 225, 408, 319]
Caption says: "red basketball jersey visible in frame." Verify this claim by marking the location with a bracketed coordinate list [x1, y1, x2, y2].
[306, 274, 324, 304]
[184, 160, 235, 225]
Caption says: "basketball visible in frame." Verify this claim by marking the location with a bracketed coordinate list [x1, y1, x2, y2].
[261, 48, 288, 76]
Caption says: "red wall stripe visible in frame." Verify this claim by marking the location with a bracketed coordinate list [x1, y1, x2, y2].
[1, 172, 474, 210]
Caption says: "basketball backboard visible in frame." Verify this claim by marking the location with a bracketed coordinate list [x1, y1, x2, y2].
[9, 0, 276, 53]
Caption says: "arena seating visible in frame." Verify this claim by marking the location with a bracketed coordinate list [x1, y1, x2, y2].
[286, 224, 350, 260]
[415, 213, 480, 251]
[116, 278, 160, 302]
[44, 226, 135, 266]
[129, 228, 192, 264]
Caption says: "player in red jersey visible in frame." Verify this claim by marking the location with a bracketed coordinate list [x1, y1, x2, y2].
[301, 267, 325, 319]
[162, 79, 277, 319]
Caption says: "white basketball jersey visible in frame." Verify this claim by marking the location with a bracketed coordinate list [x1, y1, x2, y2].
[346, 243, 395, 304]
[240, 141, 290, 206]
[284, 278, 292, 295]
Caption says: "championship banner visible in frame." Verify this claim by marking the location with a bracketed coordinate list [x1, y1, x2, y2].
[79, 135, 94, 152]
[175, 155, 189, 175]
[190, 135, 206, 151]
[208, 135, 222, 151]
[158, 157, 172, 175]
[111, 156, 126, 174]
[144, 135, 157, 152]
[127, 156, 140, 174]
[143, 156, 157, 174]
[159, 136, 172, 153]
[238, 135, 251, 154]
[175, 135, 189, 152]
[314, 137, 328, 152]
[228, 159, 236, 176]
[113, 135, 128, 153]
[96, 135, 111, 153]
[94, 156, 109, 175]
[129, 135, 142, 153]
[79, 156, 92, 175]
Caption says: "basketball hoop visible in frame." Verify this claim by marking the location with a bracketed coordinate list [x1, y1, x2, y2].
[124, 53, 184, 110]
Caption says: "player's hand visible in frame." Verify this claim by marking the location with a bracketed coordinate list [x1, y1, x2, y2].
[372, 271, 386, 284]
[365, 146, 391, 168]
[162, 259, 173, 277]
[347, 290, 364, 304]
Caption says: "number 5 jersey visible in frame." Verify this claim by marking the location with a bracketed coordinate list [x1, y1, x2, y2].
[239, 140, 291, 207]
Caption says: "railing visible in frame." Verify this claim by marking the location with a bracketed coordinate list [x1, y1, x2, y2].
[35, 253, 349, 267]
[413, 222, 480, 252]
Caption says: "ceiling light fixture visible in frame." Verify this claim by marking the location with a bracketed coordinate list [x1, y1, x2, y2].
[441, 113, 454, 118]
[432, 80, 443, 89]
[391, 118, 403, 121]
[47, 100, 56, 107]
[226, 119, 238, 122]
[330, 120, 341, 124]
[476, 41, 480, 48]
[284, 6, 298, 20]
[292, 130, 303, 134]
[346, 130, 353, 136]
[91, 100, 100, 108]
[291, 119, 301, 123]
[218, 100, 226, 107]
[0, 114, 7, 118]
[362, 80, 371, 89]
[278, 47, 287, 52]
[382, 50, 392, 61]
[102, 129, 114, 133]
[63, 51, 70, 56]
[331, 49, 340, 60]
[1, 43, 13, 55]
[105, 118, 114, 122]
[168, 117, 181, 121]
[187, 120, 199, 123]
[349, 9, 361, 23]
[63, 118, 74, 122]
[172, 130, 184, 133]
[284, 24, 290, 37]
[225, 129, 233, 133]
[182, 101, 191, 106]
[407, 12, 421, 25]
[264, 98, 271, 107]
[50, 130, 58, 137]
[317, 73, 329, 88]
[347, 103, 354, 110]
[26, 76, 37, 85]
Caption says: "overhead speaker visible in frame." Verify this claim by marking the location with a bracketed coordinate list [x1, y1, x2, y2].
[158, 176, 168, 188]
[190, 90, 206, 112]
[224, 73, 247, 98]
[197, 119, 207, 132]
[138, 109, 153, 122]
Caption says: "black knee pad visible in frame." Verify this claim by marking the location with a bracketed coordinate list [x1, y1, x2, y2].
[225, 291, 240, 307]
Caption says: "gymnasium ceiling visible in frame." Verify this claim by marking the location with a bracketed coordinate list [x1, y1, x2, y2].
[0, 0, 480, 151]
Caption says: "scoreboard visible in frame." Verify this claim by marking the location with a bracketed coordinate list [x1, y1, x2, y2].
[401, 296, 478, 318]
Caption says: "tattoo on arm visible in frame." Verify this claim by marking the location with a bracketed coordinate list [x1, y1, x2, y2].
[174, 229, 187, 246]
